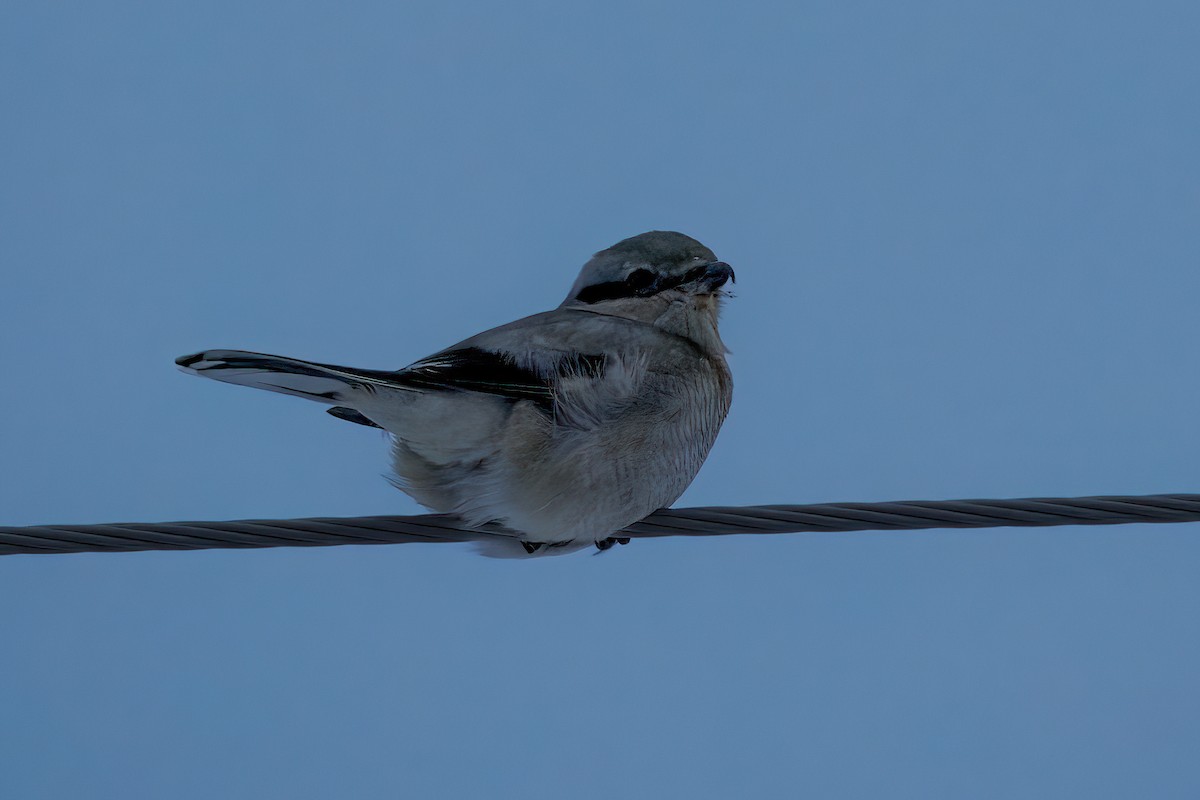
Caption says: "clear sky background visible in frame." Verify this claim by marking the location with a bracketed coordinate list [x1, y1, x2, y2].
[3, 2, 1199, 798]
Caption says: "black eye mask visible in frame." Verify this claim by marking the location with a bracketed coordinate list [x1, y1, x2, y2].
[574, 264, 717, 305]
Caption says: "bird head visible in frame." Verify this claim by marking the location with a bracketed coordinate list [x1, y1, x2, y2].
[562, 231, 735, 309]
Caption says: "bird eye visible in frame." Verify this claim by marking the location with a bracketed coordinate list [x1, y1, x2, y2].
[625, 269, 655, 290]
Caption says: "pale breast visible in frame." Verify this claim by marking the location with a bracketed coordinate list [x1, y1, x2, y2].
[493, 349, 732, 544]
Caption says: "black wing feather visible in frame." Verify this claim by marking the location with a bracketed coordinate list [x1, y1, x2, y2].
[318, 347, 607, 426]
[396, 348, 555, 405]
[396, 347, 607, 414]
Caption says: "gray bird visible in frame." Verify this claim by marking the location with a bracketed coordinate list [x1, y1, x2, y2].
[176, 231, 734, 555]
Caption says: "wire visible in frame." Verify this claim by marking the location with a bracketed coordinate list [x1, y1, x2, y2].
[2, 493, 1197, 556]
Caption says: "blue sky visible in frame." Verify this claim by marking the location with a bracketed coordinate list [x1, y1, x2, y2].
[3, 2, 1199, 797]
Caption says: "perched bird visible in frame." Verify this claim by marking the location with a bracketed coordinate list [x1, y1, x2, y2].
[177, 231, 734, 555]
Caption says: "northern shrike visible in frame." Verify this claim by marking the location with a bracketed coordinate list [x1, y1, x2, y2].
[177, 231, 734, 555]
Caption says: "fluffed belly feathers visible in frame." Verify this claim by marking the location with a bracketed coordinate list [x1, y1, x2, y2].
[385, 358, 732, 551]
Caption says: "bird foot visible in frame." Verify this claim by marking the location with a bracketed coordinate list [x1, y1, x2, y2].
[594, 537, 631, 552]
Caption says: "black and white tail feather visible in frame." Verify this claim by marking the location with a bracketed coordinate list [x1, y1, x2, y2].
[176, 350, 398, 428]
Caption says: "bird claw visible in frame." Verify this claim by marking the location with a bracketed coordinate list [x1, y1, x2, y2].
[595, 537, 631, 552]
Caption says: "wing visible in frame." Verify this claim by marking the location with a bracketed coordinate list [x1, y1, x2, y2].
[368, 308, 669, 428]
[322, 308, 683, 432]
[395, 346, 609, 417]
[399, 348, 565, 410]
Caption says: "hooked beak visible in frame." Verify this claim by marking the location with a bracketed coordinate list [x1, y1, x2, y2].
[701, 261, 735, 291]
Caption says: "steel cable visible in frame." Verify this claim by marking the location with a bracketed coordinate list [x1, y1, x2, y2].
[2, 493, 1198, 556]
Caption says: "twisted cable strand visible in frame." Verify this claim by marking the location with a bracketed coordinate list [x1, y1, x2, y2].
[2, 493, 1198, 556]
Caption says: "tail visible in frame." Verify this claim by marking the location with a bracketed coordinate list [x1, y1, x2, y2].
[176, 349, 397, 427]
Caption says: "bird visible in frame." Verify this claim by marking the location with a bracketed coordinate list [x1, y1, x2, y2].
[176, 231, 735, 555]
